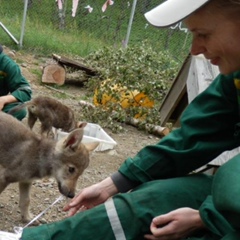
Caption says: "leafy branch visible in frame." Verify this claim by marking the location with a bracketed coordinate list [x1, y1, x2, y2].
[79, 41, 179, 133]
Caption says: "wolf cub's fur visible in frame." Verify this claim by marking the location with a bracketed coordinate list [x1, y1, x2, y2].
[0, 111, 98, 222]
[9, 96, 81, 137]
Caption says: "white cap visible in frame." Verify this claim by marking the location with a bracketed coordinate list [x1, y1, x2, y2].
[144, 0, 209, 27]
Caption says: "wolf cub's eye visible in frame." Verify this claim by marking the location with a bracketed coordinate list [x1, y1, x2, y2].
[69, 167, 75, 173]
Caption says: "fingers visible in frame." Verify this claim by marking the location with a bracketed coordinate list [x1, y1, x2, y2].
[150, 214, 171, 234]
[64, 190, 85, 209]
[63, 191, 85, 215]
[144, 234, 157, 240]
[152, 214, 171, 226]
[63, 190, 96, 217]
[144, 213, 175, 239]
[63, 200, 78, 211]
[69, 194, 84, 207]
[67, 206, 79, 217]
[67, 205, 87, 216]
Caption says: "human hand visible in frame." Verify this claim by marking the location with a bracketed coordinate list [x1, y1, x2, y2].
[0, 95, 17, 110]
[63, 177, 118, 216]
[0, 97, 5, 110]
[144, 208, 206, 240]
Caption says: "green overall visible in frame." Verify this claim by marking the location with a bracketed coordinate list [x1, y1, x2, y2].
[21, 71, 240, 239]
[0, 51, 32, 120]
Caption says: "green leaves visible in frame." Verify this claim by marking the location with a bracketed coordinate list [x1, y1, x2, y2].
[82, 41, 179, 132]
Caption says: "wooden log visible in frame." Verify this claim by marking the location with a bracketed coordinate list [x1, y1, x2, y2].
[78, 100, 170, 137]
[42, 63, 66, 85]
[125, 117, 170, 137]
[52, 53, 97, 76]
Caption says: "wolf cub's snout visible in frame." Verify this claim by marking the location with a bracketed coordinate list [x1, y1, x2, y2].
[0, 111, 99, 223]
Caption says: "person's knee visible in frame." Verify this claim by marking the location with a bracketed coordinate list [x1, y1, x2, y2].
[221, 231, 240, 240]
[11, 109, 27, 120]
[2, 103, 27, 121]
[212, 156, 240, 229]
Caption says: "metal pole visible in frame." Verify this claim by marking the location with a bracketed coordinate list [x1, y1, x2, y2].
[19, 0, 29, 47]
[0, 22, 19, 45]
[124, 0, 137, 48]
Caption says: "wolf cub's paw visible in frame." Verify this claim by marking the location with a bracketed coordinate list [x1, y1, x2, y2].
[21, 213, 40, 226]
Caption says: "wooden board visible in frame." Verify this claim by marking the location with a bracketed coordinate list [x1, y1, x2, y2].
[52, 54, 97, 76]
[159, 53, 192, 127]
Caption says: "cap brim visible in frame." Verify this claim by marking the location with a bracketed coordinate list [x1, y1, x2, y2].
[144, 0, 209, 27]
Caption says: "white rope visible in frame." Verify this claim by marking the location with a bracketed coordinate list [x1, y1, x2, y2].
[13, 195, 64, 236]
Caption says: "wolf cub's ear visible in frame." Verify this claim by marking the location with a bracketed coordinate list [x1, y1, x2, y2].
[84, 142, 99, 152]
[77, 121, 87, 129]
[63, 129, 84, 151]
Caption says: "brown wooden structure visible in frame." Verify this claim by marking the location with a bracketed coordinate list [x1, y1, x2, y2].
[159, 54, 192, 127]
[52, 54, 98, 76]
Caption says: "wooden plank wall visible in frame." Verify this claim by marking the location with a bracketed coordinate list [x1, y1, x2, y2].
[159, 53, 192, 127]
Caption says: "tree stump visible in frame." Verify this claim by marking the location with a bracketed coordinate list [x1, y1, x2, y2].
[42, 63, 66, 85]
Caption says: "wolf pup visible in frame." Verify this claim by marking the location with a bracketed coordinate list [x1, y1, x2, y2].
[0, 111, 98, 223]
[9, 95, 81, 137]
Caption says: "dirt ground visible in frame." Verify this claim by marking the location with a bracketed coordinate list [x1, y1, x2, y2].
[0, 47, 161, 233]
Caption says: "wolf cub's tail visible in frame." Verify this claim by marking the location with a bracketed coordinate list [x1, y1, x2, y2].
[8, 102, 29, 115]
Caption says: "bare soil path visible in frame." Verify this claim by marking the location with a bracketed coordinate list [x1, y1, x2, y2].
[0, 47, 161, 232]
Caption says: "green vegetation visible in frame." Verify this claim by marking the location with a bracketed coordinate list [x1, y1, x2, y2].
[0, 0, 190, 60]
[0, 0, 187, 132]
[79, 41, 179, 132]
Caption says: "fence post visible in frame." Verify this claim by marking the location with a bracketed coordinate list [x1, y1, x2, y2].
[123, 0, 138, 48]
[19, 0, 29, 47]
[0, 22, 19, 45]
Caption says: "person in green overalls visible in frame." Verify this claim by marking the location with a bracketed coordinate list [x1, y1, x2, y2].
[0, 45, 32, 120]
[19, 0, 240, 239]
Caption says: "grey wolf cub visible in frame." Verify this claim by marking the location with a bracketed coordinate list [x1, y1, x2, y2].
[9, 96, 81, 137]
[0, 111, 98, 222]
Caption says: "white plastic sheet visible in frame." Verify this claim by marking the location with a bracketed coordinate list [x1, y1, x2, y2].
[0, 231, 20, 240]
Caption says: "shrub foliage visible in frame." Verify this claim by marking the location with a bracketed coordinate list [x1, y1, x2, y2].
[81, 41, 179, 132]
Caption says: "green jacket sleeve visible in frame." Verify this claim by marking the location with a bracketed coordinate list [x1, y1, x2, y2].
[118, 71, 240, 184]
[0, 53, 32, 102]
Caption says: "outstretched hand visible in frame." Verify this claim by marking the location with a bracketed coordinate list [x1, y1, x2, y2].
[144, 208, 206, 240]
[0, 97, 5, 110]
[63, 177, 118, 216]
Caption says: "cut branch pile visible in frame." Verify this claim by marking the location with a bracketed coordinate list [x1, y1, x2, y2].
[78, 100, 170, 137]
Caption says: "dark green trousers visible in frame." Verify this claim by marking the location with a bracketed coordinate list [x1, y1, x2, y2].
[22, 174, 215, 240]
[3, 102, 27, 120]
[22, 156, 240, 240]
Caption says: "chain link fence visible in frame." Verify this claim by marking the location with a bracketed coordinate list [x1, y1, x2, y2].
[0, 0, 191, 63]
